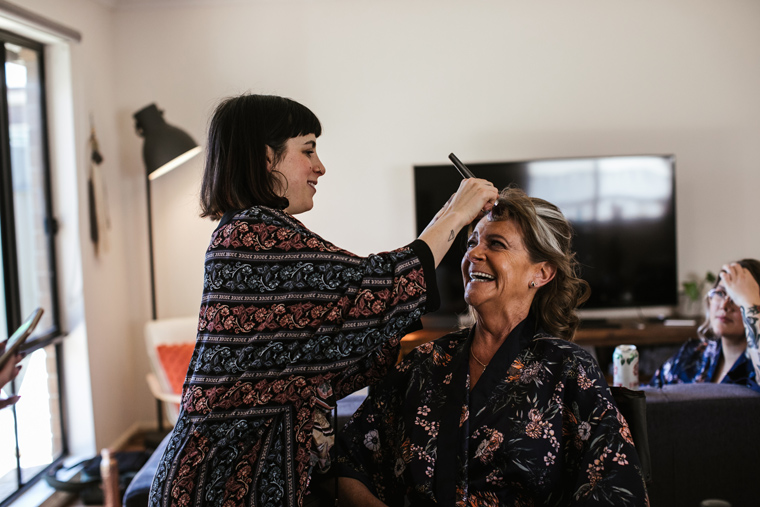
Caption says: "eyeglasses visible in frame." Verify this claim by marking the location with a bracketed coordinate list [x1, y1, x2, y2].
[707, 288, 734, 306]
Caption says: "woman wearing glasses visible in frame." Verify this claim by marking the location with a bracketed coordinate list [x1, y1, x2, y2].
[650, 259, 760, 392]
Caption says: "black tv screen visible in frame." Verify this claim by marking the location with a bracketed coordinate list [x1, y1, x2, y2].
[414, 155, 677, 323]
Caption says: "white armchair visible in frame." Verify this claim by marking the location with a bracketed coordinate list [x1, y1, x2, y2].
[144, 316, 198, 428]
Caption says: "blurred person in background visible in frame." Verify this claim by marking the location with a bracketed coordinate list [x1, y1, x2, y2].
[650, 259, 760, 393]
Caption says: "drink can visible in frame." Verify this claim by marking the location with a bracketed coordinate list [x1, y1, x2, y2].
[612, 344, 639, 390]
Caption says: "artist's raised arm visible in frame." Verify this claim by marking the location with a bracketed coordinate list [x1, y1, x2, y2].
[721, 263, 760, 381]
[418, 177, 498, 267]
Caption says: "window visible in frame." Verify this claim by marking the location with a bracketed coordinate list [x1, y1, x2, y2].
[0, 29, 66, 505]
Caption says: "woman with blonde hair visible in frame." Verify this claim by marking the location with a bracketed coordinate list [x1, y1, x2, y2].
[336, 186, 648, 506]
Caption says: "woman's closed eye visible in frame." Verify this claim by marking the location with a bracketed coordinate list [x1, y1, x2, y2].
[483, 234, 509, 249]
[466, 238, 507, 250]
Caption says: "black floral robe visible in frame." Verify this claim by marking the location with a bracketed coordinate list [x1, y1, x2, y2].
[336, 318, 649, 506]
[148, 206, 438, 507]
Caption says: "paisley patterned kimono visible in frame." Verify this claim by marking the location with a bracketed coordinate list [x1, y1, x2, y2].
[336, 317, 649, 506]
[148, 206, 438, 507]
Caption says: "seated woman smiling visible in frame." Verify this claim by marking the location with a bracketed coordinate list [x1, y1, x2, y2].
[335, 186, 648, 506]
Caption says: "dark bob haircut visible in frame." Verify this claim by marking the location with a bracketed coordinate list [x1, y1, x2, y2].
[199, 94, 322, 219]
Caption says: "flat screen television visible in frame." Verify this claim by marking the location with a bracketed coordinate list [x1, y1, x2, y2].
[414, 155, 678, 326]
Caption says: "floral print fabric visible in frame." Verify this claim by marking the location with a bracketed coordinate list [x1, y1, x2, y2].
[336, 324, 649, 506]
[649, 338, 760, 393]
[148, 206, 438, 507]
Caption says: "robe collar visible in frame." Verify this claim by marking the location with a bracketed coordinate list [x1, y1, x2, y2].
[434, 313, 539, 504]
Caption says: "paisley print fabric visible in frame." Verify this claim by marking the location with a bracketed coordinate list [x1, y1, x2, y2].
[336, 321, 649, 506]
[148, 206, 438, 507]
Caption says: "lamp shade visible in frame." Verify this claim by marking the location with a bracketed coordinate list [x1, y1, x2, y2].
[133, 104, 202, 180]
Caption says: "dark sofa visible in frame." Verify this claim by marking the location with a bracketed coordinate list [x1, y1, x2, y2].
[125, 384, 759, 507]
[643, 383, 760, 507]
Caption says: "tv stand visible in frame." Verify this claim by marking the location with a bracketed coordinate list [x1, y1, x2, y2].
[400, 321, 697, 361]
[573, 321, 695, 347]
[580, 319, 622, 329]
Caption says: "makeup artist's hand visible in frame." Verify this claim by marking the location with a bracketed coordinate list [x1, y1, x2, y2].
[720, 263, 760, 309]
[0, 342, 22, 409]
[423, 178, 497, 229]
[447, 177, 498, 223]
[419, 178, 498, 267]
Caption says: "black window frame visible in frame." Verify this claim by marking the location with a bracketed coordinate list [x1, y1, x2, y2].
[0, 27, 68, 505]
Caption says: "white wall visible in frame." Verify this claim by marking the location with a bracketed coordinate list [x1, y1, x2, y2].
[12, 0, 760, 450]
[114, 0, 760, 310]
[18, 0, 153, 451]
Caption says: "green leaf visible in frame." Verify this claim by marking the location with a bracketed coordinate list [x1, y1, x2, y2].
[683, 281, 700, 301]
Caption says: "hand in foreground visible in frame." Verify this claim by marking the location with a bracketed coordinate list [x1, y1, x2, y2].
[720, 263, 760, 309]
[418, 178, 499, 267]
[424, 178, 498, 232]
[0, 341, 22, 410]
[446, 178, 499, 224]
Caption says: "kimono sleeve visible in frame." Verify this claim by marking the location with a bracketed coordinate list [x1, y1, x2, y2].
[334, 361, 410, 506]
[201, 207, 440, 395]
[328, 238, 441, 398]
[560, 359, 649, 506]
[648, 339, 694, 388]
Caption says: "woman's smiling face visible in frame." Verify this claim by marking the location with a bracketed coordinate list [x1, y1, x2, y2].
[461, 217, 541, 315]
[269, 134, 325, 215]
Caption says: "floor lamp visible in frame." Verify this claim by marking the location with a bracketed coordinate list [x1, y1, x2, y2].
[133, 104, 201, 437]
[133, 103, 202, 320]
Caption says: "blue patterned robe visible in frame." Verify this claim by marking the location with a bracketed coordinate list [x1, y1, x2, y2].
[148, 206, 438, 507]
[336, 318, 649, 506]
[649, 338, 760, 393]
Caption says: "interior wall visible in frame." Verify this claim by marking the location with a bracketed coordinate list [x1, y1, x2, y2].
[114, 0, 760, 325]
[19, 0, 152, 450]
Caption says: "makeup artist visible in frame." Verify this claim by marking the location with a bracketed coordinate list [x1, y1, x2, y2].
[147, 93, 498, 507]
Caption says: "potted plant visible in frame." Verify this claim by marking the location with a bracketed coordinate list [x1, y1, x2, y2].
[680, 271, 716, 317]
